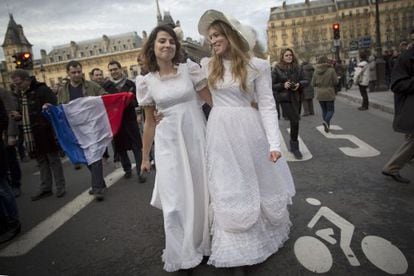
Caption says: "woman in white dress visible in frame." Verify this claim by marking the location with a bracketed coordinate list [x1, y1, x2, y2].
[136, 25, 212, 272]
[198, 10, 296, 267]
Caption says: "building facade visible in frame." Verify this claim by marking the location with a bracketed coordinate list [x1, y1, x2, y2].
[1, 0, 209, 89]
[267, 0, 414, 63]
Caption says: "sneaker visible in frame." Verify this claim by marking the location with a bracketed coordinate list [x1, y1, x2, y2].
[56, 189, 66, 198]
[124, 171, 132, 179]
[94, 190, 105, 201]
[12, 187, 21, 198]
[0, 221, 21, 244]
[138, 172, 147, 183]
[323, 122, 330, 133]
[31, 190, 53, 201]
[293, 150, 303, 160]
[358, 106, 368, 111]
[74, 164, 82, 170]
[88, 189, 95, 195]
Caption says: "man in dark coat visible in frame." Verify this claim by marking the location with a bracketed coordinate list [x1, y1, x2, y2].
[0, 96, 21, 243]
[382, 45, 414, 183]
[10, 70, 66, 200]
[103, 61, 144, 182]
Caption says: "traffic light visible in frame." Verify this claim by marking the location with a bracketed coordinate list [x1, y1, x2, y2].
[20, 52, 33, 69]
[12, 52, 33, 69]
[333, 23, 340, 39]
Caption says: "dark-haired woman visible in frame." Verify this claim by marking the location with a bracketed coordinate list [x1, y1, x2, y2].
[271, 48, 308, 159]
[136, 25, 212, 272]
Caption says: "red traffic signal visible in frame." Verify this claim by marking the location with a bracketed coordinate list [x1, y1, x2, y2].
[332, 23, 340, 39]
[13, 52, 33, 69]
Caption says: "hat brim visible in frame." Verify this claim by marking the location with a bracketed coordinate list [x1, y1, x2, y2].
[198, 10, 251, 52]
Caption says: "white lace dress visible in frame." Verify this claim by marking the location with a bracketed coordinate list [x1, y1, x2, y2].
[201, 57, 295, 267]
[136, 60, 210, 272]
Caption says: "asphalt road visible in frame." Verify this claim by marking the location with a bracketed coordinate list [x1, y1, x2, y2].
[0, 97, 412, 276]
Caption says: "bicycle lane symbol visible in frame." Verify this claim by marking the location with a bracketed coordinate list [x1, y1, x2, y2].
[294, 198, 408, 274]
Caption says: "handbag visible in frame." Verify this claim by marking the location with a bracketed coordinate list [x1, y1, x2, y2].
[393, 93, 414, 133]
[276, 89, 291, 102]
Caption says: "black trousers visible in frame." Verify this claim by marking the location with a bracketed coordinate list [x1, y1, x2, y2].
[359, 85, 369, 108]
[280, 102, 300, 142]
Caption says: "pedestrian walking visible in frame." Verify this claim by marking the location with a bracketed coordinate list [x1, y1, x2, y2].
[0, 96, 21, 243]
[353, 50, 370, 110]
[301, 60, 315, 116]
[10, 70, 66, 201]
[198, 9, 295, 268]
[137, 25, 212, 272]
[272, 48, 308, 159]
[382, 43, 414, 184]
[103, 61, 144, 182]
[57, 60, 106, 201]
[311, 56, 338, 133]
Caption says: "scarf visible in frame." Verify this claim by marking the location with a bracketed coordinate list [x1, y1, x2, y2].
[21, 91, 36, 154]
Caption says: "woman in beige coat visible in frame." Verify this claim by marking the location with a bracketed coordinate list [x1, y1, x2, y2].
[311, 56, 338, 133]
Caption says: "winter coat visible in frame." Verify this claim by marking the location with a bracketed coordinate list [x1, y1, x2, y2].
[353, 60, 369, 86]
[301, 62, 315, 100]
[58, 79, 105, 104]
[0, 97, 8, 177]
[311, 63, 338, 101]
[271, 63, 308, 115]
[0, 88, 19, 137]
[103, 78, 142, 152]
[16, 77, 60, 155]
[390, 46, 414, 133]
[368, 58, 377, 81]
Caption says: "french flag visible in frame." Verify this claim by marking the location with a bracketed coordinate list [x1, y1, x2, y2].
[43, 92, 134, 165]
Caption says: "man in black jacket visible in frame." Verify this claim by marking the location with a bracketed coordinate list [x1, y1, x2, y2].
[382, 45, 414, 183]
[0, 96, 21, 243]
[103, 61, 144, 182]
[10, 70, 66, 200]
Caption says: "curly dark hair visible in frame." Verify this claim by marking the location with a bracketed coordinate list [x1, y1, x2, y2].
[141, 25, 182, 73]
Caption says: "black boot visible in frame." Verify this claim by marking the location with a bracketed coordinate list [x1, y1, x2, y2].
[290, 140, 303, 160]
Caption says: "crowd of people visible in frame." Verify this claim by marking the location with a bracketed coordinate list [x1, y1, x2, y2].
[0, 8, 412, 274]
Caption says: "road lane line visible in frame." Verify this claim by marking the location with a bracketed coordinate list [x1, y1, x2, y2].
[0, 165, 135, 257]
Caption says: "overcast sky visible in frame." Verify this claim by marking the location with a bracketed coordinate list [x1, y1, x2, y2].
[0, 0, 302, 60]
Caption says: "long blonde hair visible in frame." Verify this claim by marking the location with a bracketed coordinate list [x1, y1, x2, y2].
[207, 21, 250, 92]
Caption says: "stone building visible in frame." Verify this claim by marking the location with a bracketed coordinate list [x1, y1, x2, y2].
[1, 0, 209, 89]
[1, 14, 33, 89]
[267, 0, 414, 63]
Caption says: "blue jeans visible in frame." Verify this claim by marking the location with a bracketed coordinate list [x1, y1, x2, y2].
[0, 175, 19, 223]
[319, 101, 335, 125]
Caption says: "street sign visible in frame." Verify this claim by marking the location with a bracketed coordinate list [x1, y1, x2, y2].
[349, 40, 358, 51]
[358, 36, 371, 49]
[331, 47, 336, 53]
[333, 39, 341, 47]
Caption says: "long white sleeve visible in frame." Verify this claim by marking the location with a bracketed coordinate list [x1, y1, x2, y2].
[253, 58, 281, 152]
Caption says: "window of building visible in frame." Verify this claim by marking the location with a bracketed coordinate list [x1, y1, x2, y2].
[271, 22, 275, 28]
[99, 48, 103, 54]
[50, 57, 54, 63]
[79, 52, 84, 58]
[113, 46, 117, 51]
[66, 54, 70, 60]
[89, 50, 93, 56]
[58, 56, 62, 62]
[123, 44, 127, 49]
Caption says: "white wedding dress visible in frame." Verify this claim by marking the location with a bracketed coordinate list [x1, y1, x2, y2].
[136, 60, 210, 272]
[201, 57, 295, 267]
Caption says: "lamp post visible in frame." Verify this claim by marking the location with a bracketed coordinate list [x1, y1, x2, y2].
[374, 0, 388, 91]
[40, 63, 46, 83]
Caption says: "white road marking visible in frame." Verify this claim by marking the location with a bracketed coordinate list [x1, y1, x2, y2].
[361, 236, 408, 274]
[316, 125, 380, 157]
[294, 236, 333, 273]
[0, 165, 135, 257]
[280, 129, 313, 161]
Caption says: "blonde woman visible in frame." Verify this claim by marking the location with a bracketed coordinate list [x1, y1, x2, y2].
[198, 10, 295, 267]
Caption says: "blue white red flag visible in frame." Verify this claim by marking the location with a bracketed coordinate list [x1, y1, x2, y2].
[43, 92, 134, 165]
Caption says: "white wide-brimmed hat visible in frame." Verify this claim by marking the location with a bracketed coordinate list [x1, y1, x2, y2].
[198, 9, 256, 52]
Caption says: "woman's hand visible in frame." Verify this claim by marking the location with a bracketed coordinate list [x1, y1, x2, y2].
[284, 81, 291, 90]
[154, 110, 164, 125]
[269, 151, 282, 163]
[141, 159, 151, 173]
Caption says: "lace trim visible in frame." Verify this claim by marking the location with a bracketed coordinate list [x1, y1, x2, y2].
[162, 251, 203, 272]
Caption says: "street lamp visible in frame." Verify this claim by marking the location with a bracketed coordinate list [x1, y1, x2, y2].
[374, 0, 388, 91]
[40, 63, 46, 83]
